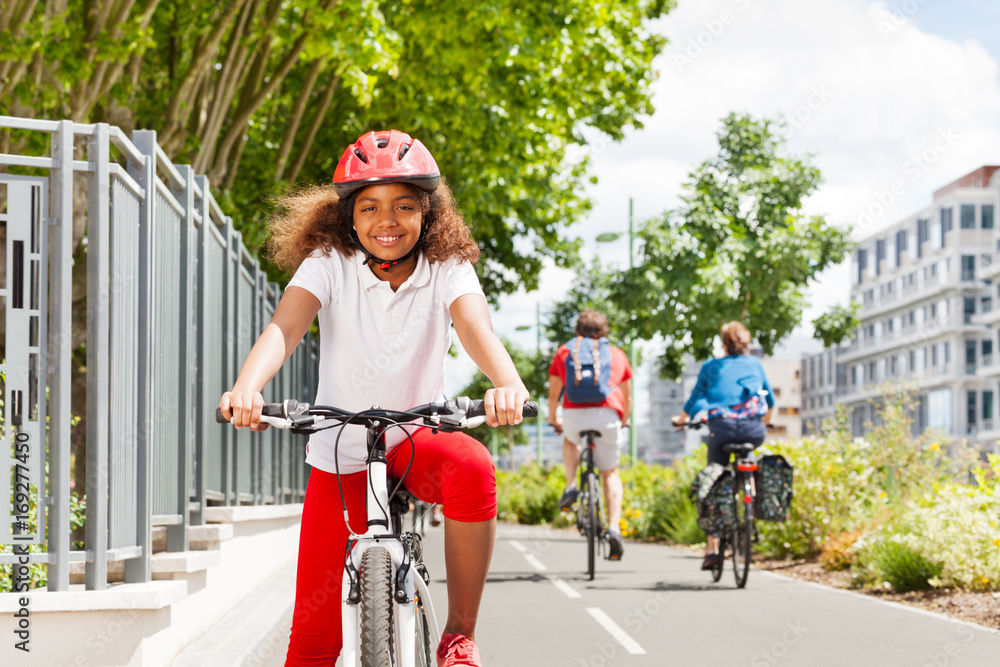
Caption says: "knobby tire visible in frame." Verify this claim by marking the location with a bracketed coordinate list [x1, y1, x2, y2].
[360, 547, 395, 667]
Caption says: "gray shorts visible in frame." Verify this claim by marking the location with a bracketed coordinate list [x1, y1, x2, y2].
[562, 407, 623, 471]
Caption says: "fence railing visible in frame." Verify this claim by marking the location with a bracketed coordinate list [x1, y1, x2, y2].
[0, 117, 316, 591]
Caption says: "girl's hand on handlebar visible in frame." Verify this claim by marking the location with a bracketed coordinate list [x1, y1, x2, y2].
[219, 390, 269, 431]
[484, 385, 530, 427]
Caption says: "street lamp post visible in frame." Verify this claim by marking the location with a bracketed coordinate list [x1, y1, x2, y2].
[517, 301, 545, 466]
[596, 195, 639, 464]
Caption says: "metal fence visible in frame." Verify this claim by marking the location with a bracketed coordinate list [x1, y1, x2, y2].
[0, 117, 316, 591]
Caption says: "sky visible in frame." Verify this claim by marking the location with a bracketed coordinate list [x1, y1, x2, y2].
[447, 0, 1000, 405]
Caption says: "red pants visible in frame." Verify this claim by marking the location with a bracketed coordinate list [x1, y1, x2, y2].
[284, 429, 497, 666]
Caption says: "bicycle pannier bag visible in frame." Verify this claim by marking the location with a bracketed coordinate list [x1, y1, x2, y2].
[691, 463, 737, 533]
[753, 454, 794, 522]
[563, 336, 614, 404]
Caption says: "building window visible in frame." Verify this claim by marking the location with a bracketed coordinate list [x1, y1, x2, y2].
[857, 248, 867, 284]
[965, 296, 976, 324]
[932, 344, 938, 366]
[968, 391, 977, 431]
[966, 339, 977, 375]
[778, 407, 800, 416]
[961, 204, 976, 229]
[985, 390, 994, 421]
[962, 255, 976, 281]
[941, 207, 953, 243]
[773, 387, 782, 398]
[984, 204, 995, 229]
[896, 229, 907, 265]
[909, 349, 916, 371]
[917, 218, 929, 257]
[984, 339, 993, 366]
[945, 341, 951, 364]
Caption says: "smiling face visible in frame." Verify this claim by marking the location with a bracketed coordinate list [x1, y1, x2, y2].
[352, 182, 424, 277]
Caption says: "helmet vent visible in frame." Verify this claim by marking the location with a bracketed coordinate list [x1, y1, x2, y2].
[398, 144, 411, 160]
[353, 148, 368, 164]
[375, 137, 389, 149]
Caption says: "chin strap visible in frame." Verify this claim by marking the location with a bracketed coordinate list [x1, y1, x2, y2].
[349, 228, 425, 271]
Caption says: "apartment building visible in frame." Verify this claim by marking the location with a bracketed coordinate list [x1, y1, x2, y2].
[839, 166, 1000, 442]
[801, 347, 847, 434]
[760, 359, 802, 441]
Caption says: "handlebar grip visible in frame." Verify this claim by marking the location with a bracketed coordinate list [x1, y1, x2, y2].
[261, 403, 284, 418]
[217, 403, 286, 423]
[464, 399, 538, 419]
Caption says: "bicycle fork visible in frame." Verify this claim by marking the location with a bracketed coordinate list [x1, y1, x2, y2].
[341, 432, 440, 666]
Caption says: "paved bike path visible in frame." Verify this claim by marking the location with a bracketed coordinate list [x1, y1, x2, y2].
[417, 523, 1000, 666]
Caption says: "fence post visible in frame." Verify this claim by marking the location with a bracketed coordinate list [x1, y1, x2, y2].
[125, 129, 157, 582]
[46, 121, 74, 591]
[85, 123, 111, 590]
[167, 165, 195, 550]
[191, 175, 212, 526]
[222, 216, 236, 505]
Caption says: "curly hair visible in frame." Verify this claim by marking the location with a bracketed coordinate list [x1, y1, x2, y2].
[268, 179, 480, 274]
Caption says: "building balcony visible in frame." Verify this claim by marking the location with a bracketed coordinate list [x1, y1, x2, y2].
[840, 313, 982, 364]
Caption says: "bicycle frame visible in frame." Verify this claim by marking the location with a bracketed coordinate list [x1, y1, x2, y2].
[341, 425, 440, 666]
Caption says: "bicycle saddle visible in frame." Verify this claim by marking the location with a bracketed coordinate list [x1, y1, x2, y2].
[721, 443, 756, 455]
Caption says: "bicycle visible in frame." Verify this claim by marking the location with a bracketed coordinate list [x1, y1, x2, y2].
[217, 396, 538, 667]
[573, 429, 607, 581]
[685, 421, 759, 589]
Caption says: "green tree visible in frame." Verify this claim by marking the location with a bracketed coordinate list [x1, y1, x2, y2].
[615, 113, 853, 379]
[812, 302, 860, 348]
[458, 338, 547, 470]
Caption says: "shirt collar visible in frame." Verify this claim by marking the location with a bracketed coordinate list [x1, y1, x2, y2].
[354, 251, 431, 291]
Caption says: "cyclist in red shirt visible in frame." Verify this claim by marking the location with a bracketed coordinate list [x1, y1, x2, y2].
[547, 309, 633, 559]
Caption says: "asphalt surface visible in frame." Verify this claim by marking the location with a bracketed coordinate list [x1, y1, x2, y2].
[264, 520, 1000, 666]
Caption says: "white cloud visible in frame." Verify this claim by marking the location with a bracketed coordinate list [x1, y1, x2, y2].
[457, 0, 1000, 395]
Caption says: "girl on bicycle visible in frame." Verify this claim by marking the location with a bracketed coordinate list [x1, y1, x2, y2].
[672, 321, 774, 571]
[219, 130, 529, 667]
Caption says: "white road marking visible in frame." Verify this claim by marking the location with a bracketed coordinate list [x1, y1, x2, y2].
[524, 553, 547, 571]
[509, 540, 527, 553]
[548, 576, 581, 599]
[586, 607, 646, 655]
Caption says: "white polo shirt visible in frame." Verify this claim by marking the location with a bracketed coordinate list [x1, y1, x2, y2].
[286, 249, 485, 474]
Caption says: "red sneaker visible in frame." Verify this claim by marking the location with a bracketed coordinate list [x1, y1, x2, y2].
[436, 632, 482, 667]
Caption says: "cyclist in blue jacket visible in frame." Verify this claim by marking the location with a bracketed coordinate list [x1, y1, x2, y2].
[672, 321, 774, 570]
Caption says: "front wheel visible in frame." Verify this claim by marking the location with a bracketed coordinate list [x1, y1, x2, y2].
[732, 495, 753, 589]
[360, 547, 395, 667]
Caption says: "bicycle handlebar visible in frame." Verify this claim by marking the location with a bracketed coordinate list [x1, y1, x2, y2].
[217, 397, 538, 432]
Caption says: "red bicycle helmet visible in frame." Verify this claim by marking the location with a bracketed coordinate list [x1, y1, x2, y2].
[332, 130, 440, 198]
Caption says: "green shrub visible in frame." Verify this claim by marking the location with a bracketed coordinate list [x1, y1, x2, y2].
[855, 535, 942, 592]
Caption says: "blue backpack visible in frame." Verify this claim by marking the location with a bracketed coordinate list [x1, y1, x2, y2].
[563, 336, 615, 404]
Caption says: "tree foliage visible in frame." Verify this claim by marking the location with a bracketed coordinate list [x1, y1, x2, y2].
[1, 0, 673, 301]
[611, 113, 853, 379]
[813, 302, 860, 348]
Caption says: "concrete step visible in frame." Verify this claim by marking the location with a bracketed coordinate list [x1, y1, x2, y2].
[171, 558, 295, 667]
[69, 549, 221, 584]
[153, 523, 235, 552]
